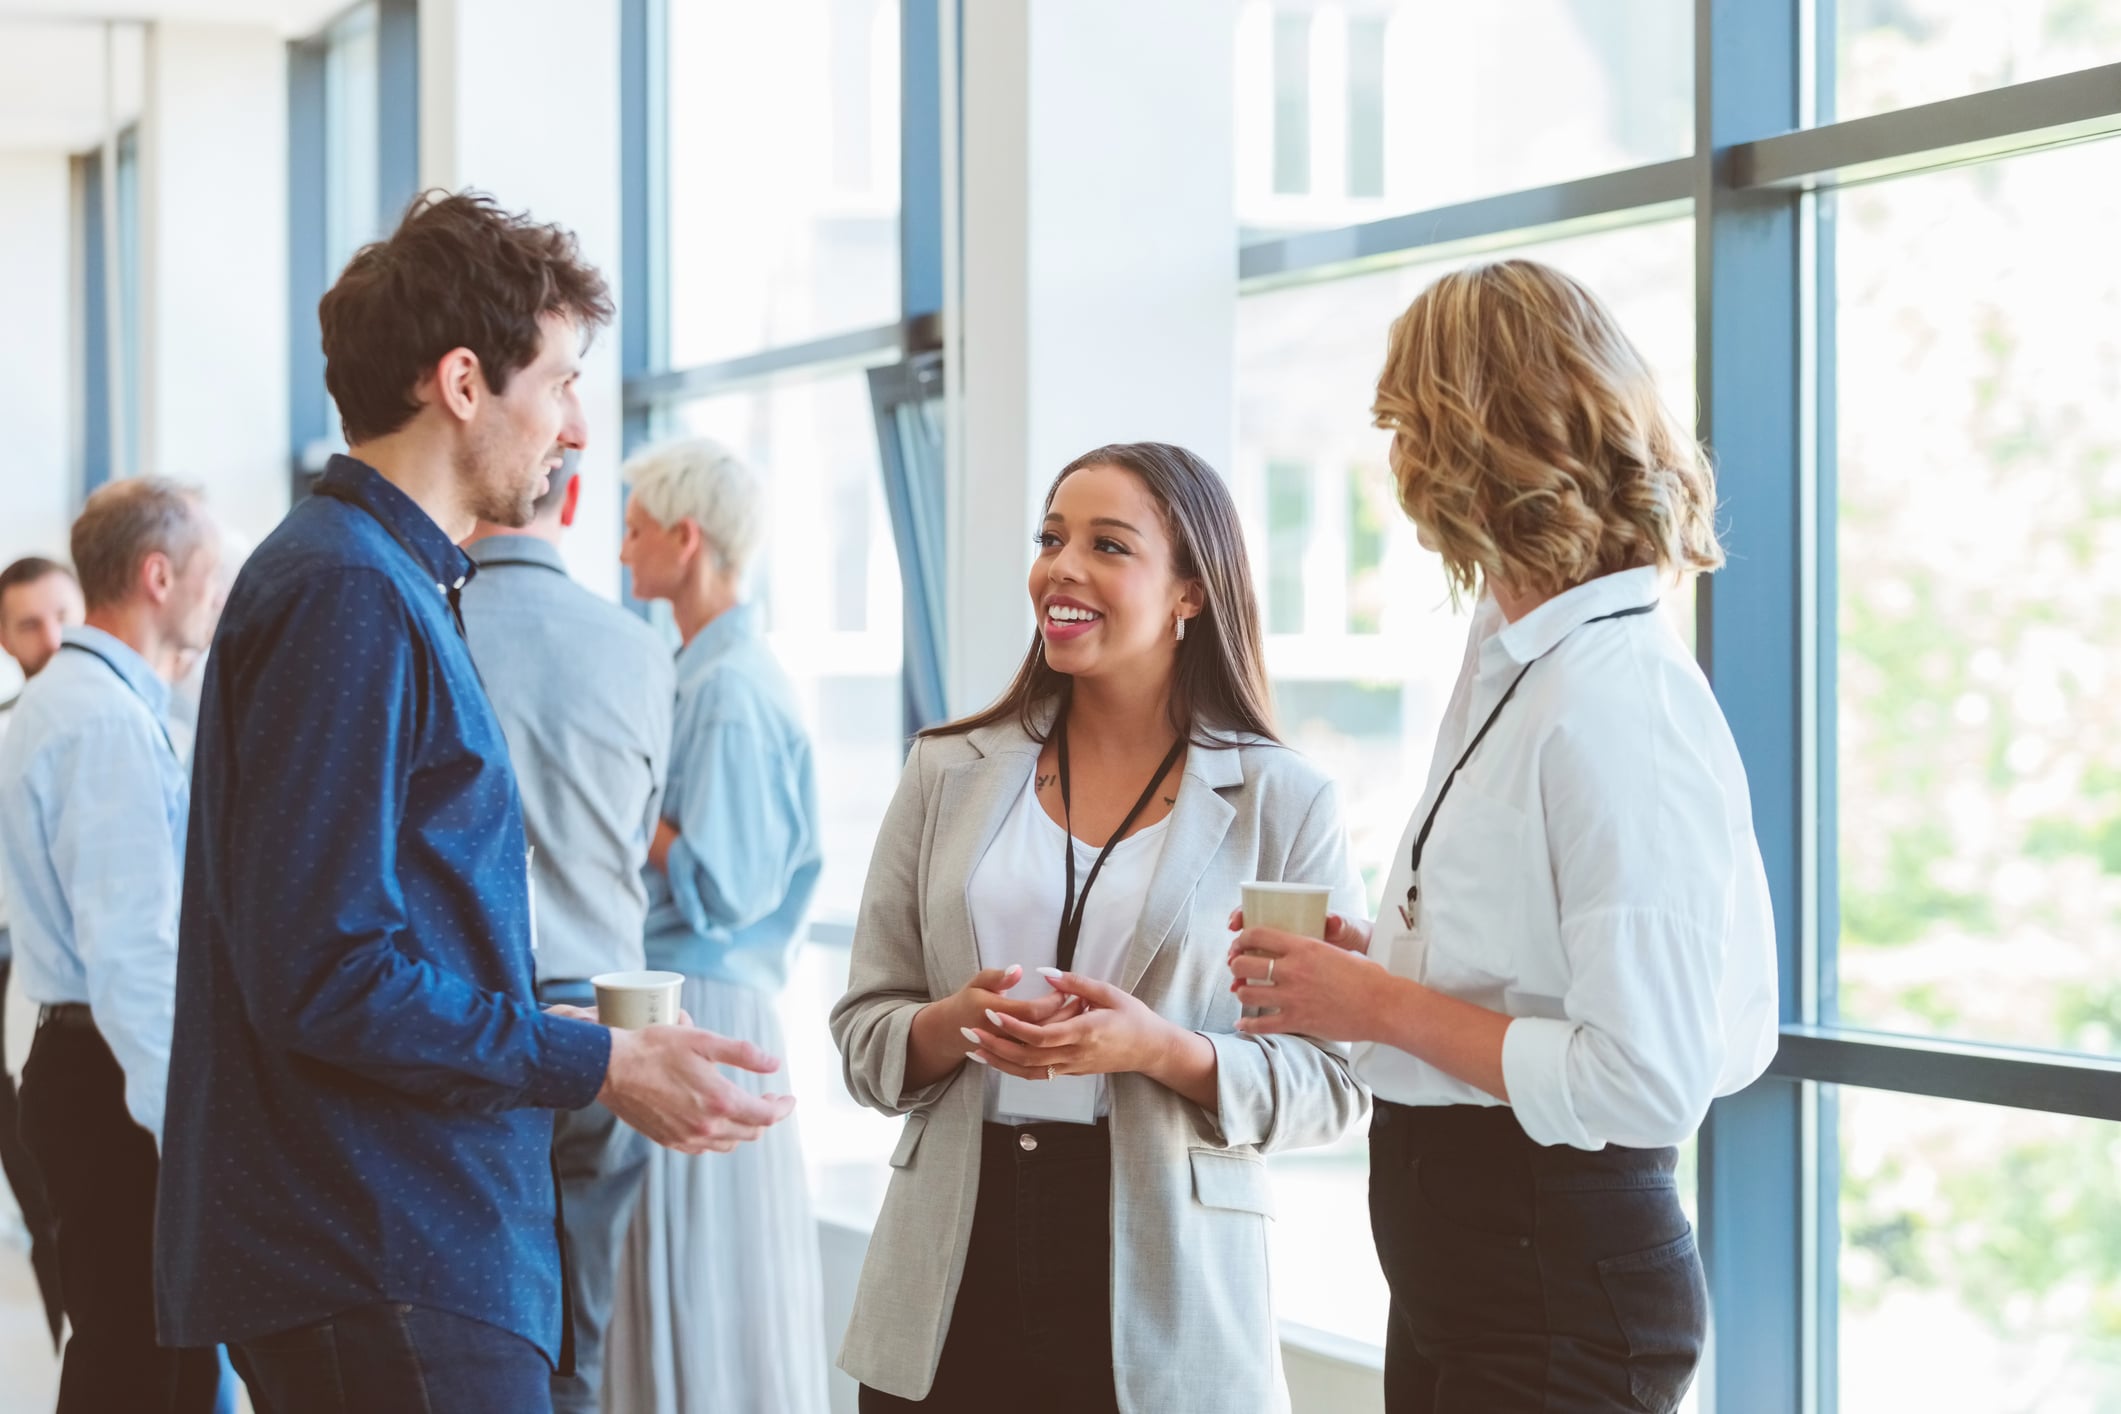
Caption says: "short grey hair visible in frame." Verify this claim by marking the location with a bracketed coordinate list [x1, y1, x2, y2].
[70, 477, 212, 610]
[624, 436, 765, 577]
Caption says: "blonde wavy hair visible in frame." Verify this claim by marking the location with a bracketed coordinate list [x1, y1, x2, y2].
[1371, 258, 1723, 600]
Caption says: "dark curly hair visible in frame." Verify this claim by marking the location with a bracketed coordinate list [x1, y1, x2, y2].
[319, 190, 615, 444]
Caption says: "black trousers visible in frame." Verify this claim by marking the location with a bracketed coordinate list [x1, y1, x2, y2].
[20, 1012, 220, 1413]
[0, 954, 63, 1347]
[1369, 1102, 1707, 1414]
[860, 1120, 1119, 1414]
[540, 980, 651, 1414]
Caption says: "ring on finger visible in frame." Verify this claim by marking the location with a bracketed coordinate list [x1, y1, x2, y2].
[1045, 1065, 1058, 1080]
[1266, 957, 1277, 984]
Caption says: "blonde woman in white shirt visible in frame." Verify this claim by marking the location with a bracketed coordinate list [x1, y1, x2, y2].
[1227, 260, 1779, 1414]
[833, 442, 1365, 1413]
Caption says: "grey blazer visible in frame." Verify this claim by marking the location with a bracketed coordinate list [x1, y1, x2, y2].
[830, 712, 1369, 1412]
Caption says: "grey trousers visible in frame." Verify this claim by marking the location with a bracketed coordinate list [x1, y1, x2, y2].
[550, 1095, 652, 1414]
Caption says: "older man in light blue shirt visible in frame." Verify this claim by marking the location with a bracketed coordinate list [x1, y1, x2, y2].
[0, 478, 225, 1413]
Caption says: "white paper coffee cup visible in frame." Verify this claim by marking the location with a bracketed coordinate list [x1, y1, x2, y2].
[591, 970, 685, 1031]
[1238, 881, 1332, 1018]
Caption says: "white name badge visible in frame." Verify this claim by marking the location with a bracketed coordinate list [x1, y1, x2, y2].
[994, 1072, 1099, 1125]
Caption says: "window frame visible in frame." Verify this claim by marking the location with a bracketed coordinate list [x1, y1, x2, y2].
[286, 0, 418, 500]
[621, 0, 946, 730]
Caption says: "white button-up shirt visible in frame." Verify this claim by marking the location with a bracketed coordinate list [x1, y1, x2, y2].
[1355, 566, 1779, 1150]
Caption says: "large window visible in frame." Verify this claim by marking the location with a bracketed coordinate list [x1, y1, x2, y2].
[1835, 0, 2121, 119]
[664, 0, 902, 365]
[1233, 0, 2121, 1404]
[1832, 140, 2121, 1057]
[1234, 0, 1693, 239]
[288, 0, 414, 483]
[630, 0, 928, 1225]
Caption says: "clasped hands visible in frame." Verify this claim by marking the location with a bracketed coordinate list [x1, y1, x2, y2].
[545, 1001, 797, 1157]
[950, 964, 1180, 1082]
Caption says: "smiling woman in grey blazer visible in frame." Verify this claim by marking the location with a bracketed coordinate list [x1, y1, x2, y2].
[831, 442, 1367, 1414]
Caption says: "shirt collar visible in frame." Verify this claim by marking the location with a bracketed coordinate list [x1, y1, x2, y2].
[675, 601, 759, 675]
[466, 533, 569, 576]
[1483, 566, 1666, 673]
[318, 454, 477, 591]
[63, 624, 172, 718]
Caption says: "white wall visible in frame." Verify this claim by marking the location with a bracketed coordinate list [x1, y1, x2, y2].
[419, 0, 625, 600]
[949, 0, 1238, 713]
[0, 152, 74, 699]
[141, 21, 289, 547]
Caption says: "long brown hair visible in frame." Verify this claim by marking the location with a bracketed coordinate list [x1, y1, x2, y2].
[926, 442, 1278, 747]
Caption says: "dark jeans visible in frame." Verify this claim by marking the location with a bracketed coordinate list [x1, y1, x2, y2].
[1369, 1102, 1708, 1414]
[19, 1011, 220, 1413]
[860, 1120, 1119, 1414]
[0, 952, 63, 1347]
[546, 1056, 651, 1414]
[233, 1303, 551, 1414]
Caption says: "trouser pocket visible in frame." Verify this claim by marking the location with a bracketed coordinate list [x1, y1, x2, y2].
[1596, 1230, 1709, 1413]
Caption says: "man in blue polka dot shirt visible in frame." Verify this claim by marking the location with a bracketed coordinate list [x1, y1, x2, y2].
[153, 192, 798, 1414]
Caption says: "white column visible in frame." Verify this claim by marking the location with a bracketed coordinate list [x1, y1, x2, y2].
[420, 0, 625, 600]
[0, 153, 74, 696]
[140, 22, 289, 548]
[950, 0, 1238, 714]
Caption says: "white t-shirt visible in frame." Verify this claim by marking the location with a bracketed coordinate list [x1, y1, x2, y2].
[966, 772, 1168, 1124]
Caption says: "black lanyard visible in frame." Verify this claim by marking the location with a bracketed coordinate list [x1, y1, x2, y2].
[1405, 602, 1658, 910]
[312, 481, 471, 641]
[59, 640, 179, 761]
[1053, 706, 1187, 972]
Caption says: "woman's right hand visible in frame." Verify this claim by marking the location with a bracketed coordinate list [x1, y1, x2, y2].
[905, 965, 1084, 1090]
[1226, 909, 1375, 955]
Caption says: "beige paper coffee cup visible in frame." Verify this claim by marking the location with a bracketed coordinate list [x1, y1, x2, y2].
[1241, 880, 1332, 939]
[591, 970, 685, 1030]
[1239, 881, 1332, 1017]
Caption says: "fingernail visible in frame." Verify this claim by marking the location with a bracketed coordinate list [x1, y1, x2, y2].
[985, 1009, 1007, 1027]
[965, 1051, 991, 1066]
[1037, 967, 1065, 981]
[959, 1026, 982, 1045]
[1004, 963, 1022, 976]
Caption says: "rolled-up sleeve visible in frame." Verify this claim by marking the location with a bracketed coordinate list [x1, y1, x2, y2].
[1502, 720, 1736, 1150]
[1201, 776, 1370, 1152]
[223, 572, 609, 1113]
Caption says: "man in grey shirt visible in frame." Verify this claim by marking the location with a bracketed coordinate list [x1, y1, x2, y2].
[460, 454, 674, 1414]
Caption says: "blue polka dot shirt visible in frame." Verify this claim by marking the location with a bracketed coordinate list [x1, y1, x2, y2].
[155, 455, 612, 1363]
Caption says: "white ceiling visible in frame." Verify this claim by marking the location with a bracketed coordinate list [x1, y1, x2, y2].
[0, 0, 348, 152]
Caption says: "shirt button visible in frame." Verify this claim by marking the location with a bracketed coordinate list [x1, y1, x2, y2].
[1018, 1132, 1038, 1152]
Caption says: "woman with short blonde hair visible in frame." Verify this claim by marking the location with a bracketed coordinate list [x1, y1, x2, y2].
[1228, 260, 1779, 1413]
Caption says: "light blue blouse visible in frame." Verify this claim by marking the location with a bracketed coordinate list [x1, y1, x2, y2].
[645, 603, 822, 991]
